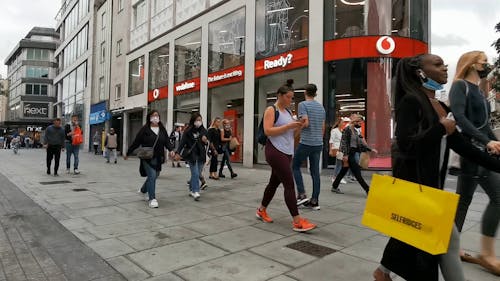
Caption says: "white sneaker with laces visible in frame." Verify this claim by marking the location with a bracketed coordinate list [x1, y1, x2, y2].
[149, 199, 158, 208]
[193, 192, 200, 201]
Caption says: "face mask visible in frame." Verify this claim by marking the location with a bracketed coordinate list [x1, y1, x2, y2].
[194, 121, 202, 128]
[354, 124, 362, 129]
[224, 125, 231, 130]
[422, 78, 444, 91]
[477, 63, 492, 79]
[150, 116, 160, 124]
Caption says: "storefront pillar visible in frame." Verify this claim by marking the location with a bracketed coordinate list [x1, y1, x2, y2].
[309, 0, 324, 104]
[200, 24, 209, 123]
[243, 0, 256, 168]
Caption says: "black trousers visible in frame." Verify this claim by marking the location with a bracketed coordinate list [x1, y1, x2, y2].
[331, 151, 370, 193]
[47, 145, 62, 173]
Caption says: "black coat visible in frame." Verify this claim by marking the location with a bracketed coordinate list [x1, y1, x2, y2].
[382, 94, 500, 280]
[177, 126, 208, 163]
[127, 125, 173, 176]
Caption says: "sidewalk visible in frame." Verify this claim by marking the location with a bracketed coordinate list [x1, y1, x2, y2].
[0, 148, 497, 281]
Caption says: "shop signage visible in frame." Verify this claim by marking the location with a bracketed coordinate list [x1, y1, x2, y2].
[173, 78, 200, 96]
[27, 126, 43, 132]
[208, 65, 245, 88]
[147, 85, 168, 102]
[324, 36, 428, 61]
[255, 47, 308, 77]
[89, 101, 109, 125]
[376, 36, 396, 55]
[23, 103, 49, 118]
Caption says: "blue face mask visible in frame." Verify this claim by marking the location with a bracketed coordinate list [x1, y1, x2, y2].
[422, 78, 444, 91]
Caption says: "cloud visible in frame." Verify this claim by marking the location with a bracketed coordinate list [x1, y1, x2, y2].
[431, 33, 469, 47]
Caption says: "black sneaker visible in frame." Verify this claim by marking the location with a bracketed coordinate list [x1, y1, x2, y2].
[219, 173, 226, 178]
[231, 173, 238, 179]
[54, 173, 59, 177]
[114, 160, 117, 164]
[201, 182, 208, 190]
[296, 194, 309, 206]
[177, 163, 181, 168]
[46, 169, 51, 175]
[304, 200, 321, 211]
[331, 187, 344, 194]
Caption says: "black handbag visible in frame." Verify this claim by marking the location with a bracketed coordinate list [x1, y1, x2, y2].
[181, 140, 197, 160]
[135, 134, 159, 160]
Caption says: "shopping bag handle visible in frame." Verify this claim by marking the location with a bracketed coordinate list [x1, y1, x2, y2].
[392, 178, 423, 192]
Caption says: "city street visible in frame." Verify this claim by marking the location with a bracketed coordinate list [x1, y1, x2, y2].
[0, 148, 498, 281]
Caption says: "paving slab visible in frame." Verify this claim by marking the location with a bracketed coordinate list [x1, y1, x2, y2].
[88, 238, 135, 259]
[201, 226, 284, 252]
[118, 226, 203, 251]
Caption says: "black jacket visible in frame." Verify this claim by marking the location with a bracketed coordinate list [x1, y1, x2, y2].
[382, 94, 500, 280]
[64, 124, 72, 142]
[127, 125, 173, 175]
[177, 126, 208, 163]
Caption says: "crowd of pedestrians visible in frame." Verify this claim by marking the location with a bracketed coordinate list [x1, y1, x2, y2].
[34, 50, 500, 279]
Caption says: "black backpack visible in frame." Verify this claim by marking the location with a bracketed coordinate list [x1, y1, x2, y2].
[257, 105, 291, 145]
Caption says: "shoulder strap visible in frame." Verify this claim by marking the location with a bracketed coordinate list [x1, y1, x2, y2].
[461, 79, 469, 97]
[271, 105, 280, 124]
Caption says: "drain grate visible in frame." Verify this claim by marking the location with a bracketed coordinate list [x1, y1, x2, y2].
[39, 180, 71, 185]
[72, 188, 89, 192]
[285, 240, 337, 258]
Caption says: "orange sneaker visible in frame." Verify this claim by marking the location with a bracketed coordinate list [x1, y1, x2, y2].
[292, 217, 316, 232]
[256, 208, 273, 223]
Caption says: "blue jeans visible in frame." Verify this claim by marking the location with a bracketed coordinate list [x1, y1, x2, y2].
[189, 160, 204, 193]
[140, 158, 159, 200]
[65, 143, 80, 170]
[292, 144, 323, 201]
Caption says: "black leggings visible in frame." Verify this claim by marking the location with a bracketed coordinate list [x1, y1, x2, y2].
[332, 151, 370, 193]
[209, 153, 218, 173]
[46, 145, 62, 173]
[261, 141, 299, 217]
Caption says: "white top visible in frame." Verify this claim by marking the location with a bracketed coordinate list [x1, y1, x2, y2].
[150, 126, 159, 135]
[329, 127, 342, 148]
[268, 108, 295, 155]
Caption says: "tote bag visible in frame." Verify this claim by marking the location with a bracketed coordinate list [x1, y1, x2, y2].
[362, 174, 459, 255]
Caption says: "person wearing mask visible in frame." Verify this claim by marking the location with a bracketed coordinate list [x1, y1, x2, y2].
[174, 112, 209, 201]
[92, 130, 100, 155]
[207, 117, 222, 180]
[43, 118, 66, 176]
[292, 84, 326, 210]
[449, 51, 500, 275]
[105, 128, 118, 164]
[256, 81, 317, 233]
[373, 54, 500, 281]
[64, 115, 82, 174]
[219, 119, 237, 179]
[329, 117, 350, 186]
[169, 126, 182, 168]
[124, 110, 173, 208]
[331, 114, 377, 194]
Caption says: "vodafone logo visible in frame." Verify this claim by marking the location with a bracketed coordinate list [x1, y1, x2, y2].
[153, 89, 160, 99]
[376, 36, 395, 55]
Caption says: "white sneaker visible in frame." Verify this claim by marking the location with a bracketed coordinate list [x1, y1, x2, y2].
[74, 169, 80, 174]
[66, 169, 71, 174]
[340, 179, 347, 184]
[149, 199, 158, 208]
[189, 191, 195, 197]
[193, 192, 200, 201]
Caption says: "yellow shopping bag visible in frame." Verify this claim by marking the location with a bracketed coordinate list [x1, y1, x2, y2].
[361, 174, 459, 255]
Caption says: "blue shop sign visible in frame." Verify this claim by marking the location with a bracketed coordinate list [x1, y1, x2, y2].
[89, 102, 110, 125]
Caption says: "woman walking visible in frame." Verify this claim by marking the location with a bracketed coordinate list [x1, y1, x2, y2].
[256, 82, 316, 233]
[124, 110, 173, 208]
[449, 51, 500, 276]
[331, 114, 377, 194]
[219, 119, 237, 179]
[373, 54, 500, 281]
[174, 112, 209, 201]
[328, 117, 349, 187]
[207, 117, 222, 180]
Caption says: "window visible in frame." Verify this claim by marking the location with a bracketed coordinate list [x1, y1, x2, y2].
[101, 12, 106, 29]
[26, 84, 33, 95]
[116, 39, 122, 56]
[115, 84, 121, 100]
[324, 0, 364, 40]
[410, 0, 429, 42]
[99, 77, 105, 100]
[133, 0, 147, 28]
[149, 44, 169, 90]
[174, 29, 202, 83]
[25, 84, 49, 95]
[129, 56, 145, 97]
[118, 0, 124, 12]
[101, 42, 106, 63]
[41, 85, 48, 96]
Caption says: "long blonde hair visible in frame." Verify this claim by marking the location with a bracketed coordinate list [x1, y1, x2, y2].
[454, 51, 486, 81]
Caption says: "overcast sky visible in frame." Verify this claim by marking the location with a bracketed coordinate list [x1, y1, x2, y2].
[0, 0, 499, 90]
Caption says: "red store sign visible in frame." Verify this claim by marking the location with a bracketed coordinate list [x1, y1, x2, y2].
[147, 85, 168, 103]
[208, 65, 245, 88]
[255, 47, 309, 77]
[173, 77, 200, 96]
[324, 36, 428, 61]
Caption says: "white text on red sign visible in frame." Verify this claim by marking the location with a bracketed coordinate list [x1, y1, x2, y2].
[208, 70, 243, 83]
[263, 54, 293, 70]
[176, 82, 196, 92]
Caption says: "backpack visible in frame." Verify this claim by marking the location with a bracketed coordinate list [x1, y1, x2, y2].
[257, 105, 291, 145]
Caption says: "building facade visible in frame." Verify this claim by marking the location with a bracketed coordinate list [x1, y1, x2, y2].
[3, 27, 59, 142]
[117, 0, 429, 168]
[0, 77, 8, 126]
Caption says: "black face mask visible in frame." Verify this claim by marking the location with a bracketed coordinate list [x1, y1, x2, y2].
[477, 63, 492, 79]
[354, 124, 362, 129]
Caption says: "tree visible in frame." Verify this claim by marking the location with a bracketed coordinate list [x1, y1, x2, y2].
[492, 21, 500, 92]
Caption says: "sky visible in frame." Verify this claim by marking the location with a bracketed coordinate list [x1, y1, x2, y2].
[0, 0, 499, 91]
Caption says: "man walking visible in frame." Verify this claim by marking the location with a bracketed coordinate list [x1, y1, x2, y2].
[65, 115, 82, 174]
[105, 128, 118, 164]
[293, 84, 326, 210]
[43, 118, 66, 176]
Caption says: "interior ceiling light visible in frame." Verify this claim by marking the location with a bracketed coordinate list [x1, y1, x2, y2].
[340, 0, 365, 6]
[267, 7, 294, 14]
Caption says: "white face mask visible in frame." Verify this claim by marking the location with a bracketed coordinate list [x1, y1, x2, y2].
[150, 116, 160, 124]
[194, 121, 202, 128]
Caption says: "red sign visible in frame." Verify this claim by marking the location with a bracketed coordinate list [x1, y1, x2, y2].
[324, 36, 428, 61]
[255, 47, 309, 77]
[173, 77, 200, 96]
[148, 85, 168, 102]
[208, 65, 245, 88]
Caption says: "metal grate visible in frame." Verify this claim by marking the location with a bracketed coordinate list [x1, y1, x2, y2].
[72, 188, 89, 192]
[39, 181, 71, 185]
[285, 240, 337, 258]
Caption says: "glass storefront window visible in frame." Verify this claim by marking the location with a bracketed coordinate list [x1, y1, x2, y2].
[174, 29, 202, 83]
[392, 0, 409, 37]
[255, 0, 309, 59]
[410, 0, 428, 42]
[208, 8, 245, 73]
[149, 44, 169, 91]
[324, 0, 364, 40]
[129, 56, 145, 97]
[173, 92, 200, 125]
